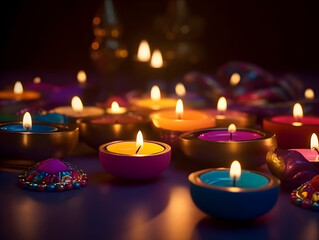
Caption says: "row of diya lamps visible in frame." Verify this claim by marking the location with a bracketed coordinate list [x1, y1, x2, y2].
[1, 78, 319, 220]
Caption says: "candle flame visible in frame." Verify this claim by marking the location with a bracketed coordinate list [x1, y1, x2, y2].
[23, 112, 32, 131]
[217, 96, 227, 112]
[228, 123, 236, 133]
[311, 133, 319, 150]
[293, 103, 303, 125]
[150, 49, 163, 68]
[176, 99, 184, 119]
[230, 73, 241, 86]
[14, 81, 23, 94]
[151, 85, 161, 101]
[33, 77, 41, 84]
[305, 88, 315, 100]
[175, 82, 186, 97]
[111, 101, 120, 113]
[230, 160, 241, 180]
[137, 40, 151, 62]
[77, 70, 87, 83]
[71, 96, 83, 112]
[136, 130, 143, 149]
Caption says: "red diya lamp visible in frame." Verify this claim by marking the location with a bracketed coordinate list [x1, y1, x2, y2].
[263, 103, 319, 149]
[77, 101, 151, 149]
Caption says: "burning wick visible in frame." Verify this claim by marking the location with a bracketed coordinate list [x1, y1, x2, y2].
[311, 133, 319, 155]
[176, 99, 183, 120]
[228, 123, 236, 141]
[136, 131, 143, 154]
[230, 160, 241, 187]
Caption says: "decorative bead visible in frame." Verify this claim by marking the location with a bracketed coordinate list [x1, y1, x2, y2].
[37, 185, 46, 191]
[65, 182, 73, 190]
[47, 184, 56, 192]
[295, 198, 302, 206]
[73, 182, 81, 189]
[290, 195, 298, 203]
[301, 199, 312, 209]
[80, 179, 87, 186]
[55, 184, 65, 192]
[29, 183, 38, 191]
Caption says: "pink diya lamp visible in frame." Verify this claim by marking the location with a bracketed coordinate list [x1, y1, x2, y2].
[99, 130, 171, 179]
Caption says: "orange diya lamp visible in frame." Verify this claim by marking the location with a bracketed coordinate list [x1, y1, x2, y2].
[0, 81, 40, 101]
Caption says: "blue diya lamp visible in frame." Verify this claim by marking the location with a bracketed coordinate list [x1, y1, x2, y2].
[18, 158, 88, 192]
[189, 162, 280, 220]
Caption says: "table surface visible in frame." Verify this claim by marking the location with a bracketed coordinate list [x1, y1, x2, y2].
[1, 145, 319, 240]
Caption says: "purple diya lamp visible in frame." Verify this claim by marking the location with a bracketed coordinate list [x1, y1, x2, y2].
[266, 148, 319, 191]
[99, 131, 171, 179]
[179, 124, 276, 169]
[290, 175, 319, 211]
[18, 158, 88, 192]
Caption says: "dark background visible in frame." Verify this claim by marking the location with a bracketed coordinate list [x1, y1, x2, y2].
[0, 0, 318, 73]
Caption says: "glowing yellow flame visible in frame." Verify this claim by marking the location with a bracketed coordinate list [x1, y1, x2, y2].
[293, 103, 303, 121]
[14, 81, 23, 94]
[228, 123, 236, 133]
[150, 49, 163, 68]
[136, 130, 143, 149]
[137, 40, 151, 62]
[230, 73, 241, 86]
[217, 96, 227, 112]
[151, 85, 161, 101]
[71, 96, 83, 112]
[109, 101, 126, 114]
[305, 88, 315, 100]
[230, 160, 241, 180]
[77, 70, 87, 83]
[23, 112, 32, 131]
[176, 99, 184, 119]
[33, 77, 41, 84]
[311, 133, 319, 150]
[175, 83, 186, 97]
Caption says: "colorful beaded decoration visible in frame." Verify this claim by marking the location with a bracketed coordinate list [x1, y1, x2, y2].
[290, 175, 319, 211]
[18, 158, 88, 192]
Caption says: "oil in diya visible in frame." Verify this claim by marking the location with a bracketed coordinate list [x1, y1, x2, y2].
[0, 81, 41, 101]
[179, 123, 277, 169]
[99, 131, 171, 179]
[189, 160, 280, 220]
[78, 101, 151, 149]
[0, 112, 78, 161]
[263, 103, 319, 149]
[150, 99, 216, 147]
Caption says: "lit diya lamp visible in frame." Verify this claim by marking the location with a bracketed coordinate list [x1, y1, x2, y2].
[0, 112, 78, 161]
[99, 130, 171, 179]
[51, 96, 104, 122]
[263, 103, 319, 148]
[130, 85, 177, 113]
[0, 81, 40, 101]
[205, 96, 256, 127]
[78, 101, 151, 149]
[179, 123, 276, 169]
[150, 99, 215, 147]
[189, 160, 280, 220]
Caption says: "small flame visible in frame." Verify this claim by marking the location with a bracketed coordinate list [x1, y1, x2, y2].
[137, 40, 151, 62]
[151, 85, 161, 101]
[293, 103, 303, 122]
[311, 133, 319, 150]
[230, 160, 241, 180]
[111, 101, 120, 113]
[228, 123, 236, 133]
[136, 130, 143, 149]
[230, 73, 241, 86]
[217, 97, 227, 112]
[77, 70, 87, 83]
[71, 96, 83, 112]
[176, 99, 184, 119]
[150, 49, 163, 68]
[23, 112, 32, 131]
[14, 81, 23, 94]
[175, 83, 186, 97]
[305, 88, 315, 100]
[33, 77, 41, 84]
